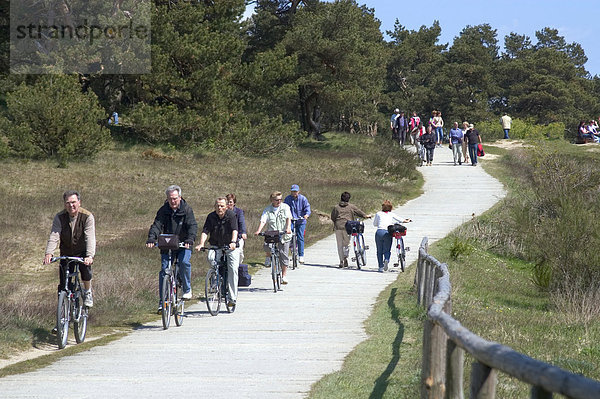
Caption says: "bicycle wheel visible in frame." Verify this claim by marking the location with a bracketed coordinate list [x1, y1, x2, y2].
[353, 236, 361, 269]
[291, 235, 298, 270]
[56, 291, 69, 349]
[399, 238, 406, 273]
[73, 285, 88, 343]
[358, 234, 367, 267]
[174, 279, 184, 326]
[205, 267, 221, 316]
[161, 274, 172, 329]
[271, 254, 278, 293]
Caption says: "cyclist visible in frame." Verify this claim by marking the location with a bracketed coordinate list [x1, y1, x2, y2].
[330, 191, 371, 268]
[373, 200, 411, 272]
[43, 190, 96, 333]
[195, 197, 239, 308]
[146, 185, 197, 313]
[284, 184, 311, 263]
[254, 191, 293, 284]
[226, 193, 247, 262]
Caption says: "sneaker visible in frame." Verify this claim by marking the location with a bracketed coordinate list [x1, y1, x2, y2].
[282, 276, 289, 284]
[157, 306, 162, 314]
[338, 262, 344, 268]
[343, 258, 348, 268]
[51, 326, 58, 335]
[264, 257, 271, 267]
[378, 267, 384, 273]
[182, 290, 192, 300]
[227, 300, 236, 308]
[84, 291, 94, 307]
[299, 256, 305, 263]
[383, 260, 389, 271]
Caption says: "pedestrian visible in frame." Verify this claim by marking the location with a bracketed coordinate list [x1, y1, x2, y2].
[373, 200, 411, 272]
[44, 190, 96, 333]
[432, 110, 444, 147]
[397, 111, 409, 146]
[421, 124, 436, 166]
[409, 111, 421, 144]
[390, 108, 400, 142]
[284, 184, 311, 263]
[500, 112, 512, 139]
[461, 121, 470, 164]
[226, 193, 247, 262]
[465, 123, 482, 166]
[449, 122, 464, 165]
[146, 185, 198, 313]
[330, 192, 372, 268]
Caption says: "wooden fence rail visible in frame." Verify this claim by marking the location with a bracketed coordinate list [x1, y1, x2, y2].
[416, 237, 600, 399]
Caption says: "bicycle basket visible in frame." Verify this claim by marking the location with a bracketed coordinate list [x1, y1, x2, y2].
[263, 230, 280, 244]
[157, 234, 180, 250]
[345, 220, 364, 235]
[387, 224, 406, 237]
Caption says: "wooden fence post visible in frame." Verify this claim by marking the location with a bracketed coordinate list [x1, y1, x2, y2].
[470, 362, 497, 399]
[446, 339, 464, 399]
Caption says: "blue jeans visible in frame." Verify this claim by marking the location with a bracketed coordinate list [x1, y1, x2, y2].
[435, 127, 444, 143]
[469, 143, 478, 165]
[375, 229, 392, 269]
[292, 219, 306, 256]
[159, 248, 192, 301]
[503, 129, 510, 139]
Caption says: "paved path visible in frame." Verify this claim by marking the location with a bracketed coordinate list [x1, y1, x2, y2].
[0, 147, 505, 398]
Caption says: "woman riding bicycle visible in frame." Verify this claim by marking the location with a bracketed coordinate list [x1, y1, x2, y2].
[254, 191, 293, 284]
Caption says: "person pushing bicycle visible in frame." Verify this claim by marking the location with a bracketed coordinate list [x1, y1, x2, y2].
[146, 185, 197, 313]
[43, 190, 96, 333]
[330, 191, 372, 268]
[195, 197, 239, 308]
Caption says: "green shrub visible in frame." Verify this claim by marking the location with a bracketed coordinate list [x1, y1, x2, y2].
[449, 236, 473, 260]
[0, 75, 109, 165]
[477, 118, 565, 141]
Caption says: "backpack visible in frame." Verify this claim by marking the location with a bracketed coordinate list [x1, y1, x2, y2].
[238, 264, 251, 287]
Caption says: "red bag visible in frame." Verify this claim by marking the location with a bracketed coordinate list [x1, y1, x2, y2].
[477, 143, 485, 157]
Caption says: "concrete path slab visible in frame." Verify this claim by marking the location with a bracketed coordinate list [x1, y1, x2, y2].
[0, 146, 505, 398]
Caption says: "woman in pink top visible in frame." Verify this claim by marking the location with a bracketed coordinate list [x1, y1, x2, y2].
[373, 200, 411, 272]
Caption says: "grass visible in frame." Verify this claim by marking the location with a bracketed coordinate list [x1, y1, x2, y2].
[0, 131, 421, 363]
[308, 139, 600, 398]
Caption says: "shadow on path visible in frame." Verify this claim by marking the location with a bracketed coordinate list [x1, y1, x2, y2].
[369, 288, 405, 399]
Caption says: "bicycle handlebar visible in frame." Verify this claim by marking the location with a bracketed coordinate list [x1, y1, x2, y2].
[49, 256, 85, 263]
[198, 244, 236, 252]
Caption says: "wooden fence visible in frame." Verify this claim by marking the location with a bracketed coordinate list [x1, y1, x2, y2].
[415, 237, 600, 399]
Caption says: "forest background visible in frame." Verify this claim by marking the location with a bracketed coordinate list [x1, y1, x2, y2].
[1, 0, 600, 163]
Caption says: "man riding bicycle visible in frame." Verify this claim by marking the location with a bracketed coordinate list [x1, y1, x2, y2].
[255, 191, 293, 284]
[195, 197, 239, 308]
[284, 184, 311, 264]
[146, 185, 197, 313]
[44, 190, 96, 333]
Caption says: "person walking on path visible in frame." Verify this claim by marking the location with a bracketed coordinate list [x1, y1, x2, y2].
[409, 111, 421, 144]
[500, 112, 512, 139]
[44, 190, 96, 334]
[255, 191, 293, 283]
[146, 185, 197, 312]
[396, 111, 408, 146]
[465, 123, 482, 166]
[449, 122, 464, 165]
[195, 197, 239, 307]
[421, 125, 436, 166]
[390, 108, 400, 142]
[330, 192, 372, 268]
[284, 184, 311, 264]
[373, 200, 411, 273]
[226, 193, 247, 262]
[461, 121, 470, 164]
[432, 110, 444, 147]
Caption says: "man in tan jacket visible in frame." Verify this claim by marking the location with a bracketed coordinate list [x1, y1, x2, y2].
[330, 192, 371, 268]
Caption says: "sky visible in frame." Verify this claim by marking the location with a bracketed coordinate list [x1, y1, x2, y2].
[244, 0, 600, 77]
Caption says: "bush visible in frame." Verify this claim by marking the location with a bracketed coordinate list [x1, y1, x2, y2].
[0, 75, 109, 166]
[477, 118, 565, 141]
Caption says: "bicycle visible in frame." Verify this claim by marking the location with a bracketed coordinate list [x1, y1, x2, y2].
[201, 245, 236, 316]
[289, 218, 303, 270]
[259, 231, 284, 293]
[49, 256, 89, 349]
[388, 223, 410, 272]
[156, 238, 187, 330]
[345, 220, 368, 270]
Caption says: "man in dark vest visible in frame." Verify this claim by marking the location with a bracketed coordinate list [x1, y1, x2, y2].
[146, 185, 198, 313]
[44, 190, 96, 333]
